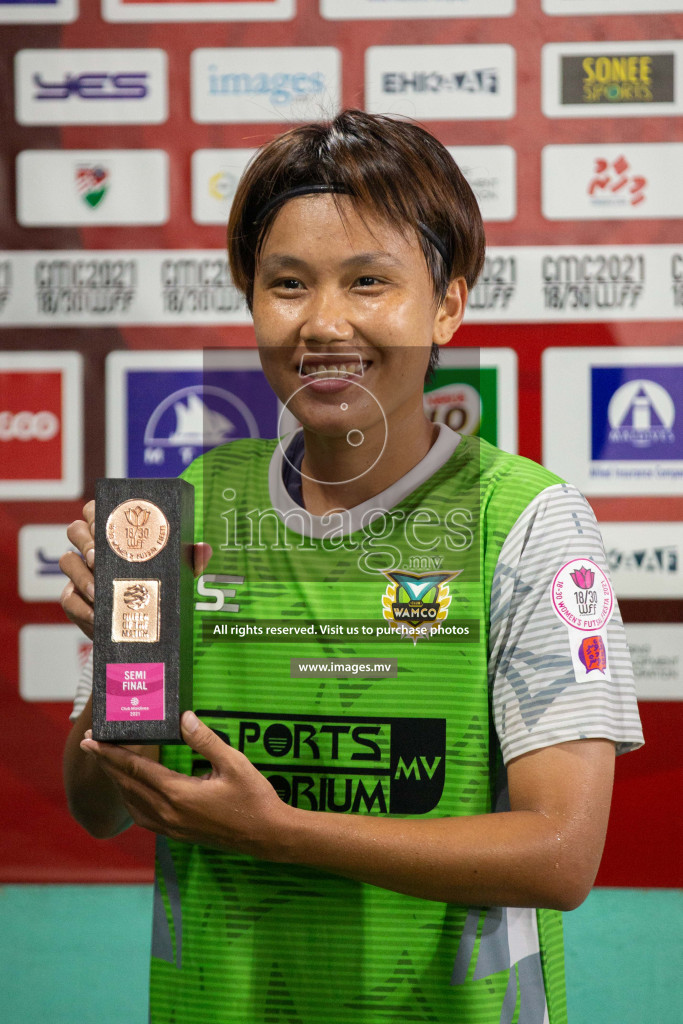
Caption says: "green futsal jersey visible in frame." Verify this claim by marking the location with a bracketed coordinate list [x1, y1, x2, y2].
[149, 432, 576, 1024]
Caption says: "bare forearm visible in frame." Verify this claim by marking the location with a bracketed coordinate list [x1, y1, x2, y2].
[63, 696, 151, 838]
[77, 722, 613, 910]
[278, 806, 584, 910]
[270, 741, 616, 911]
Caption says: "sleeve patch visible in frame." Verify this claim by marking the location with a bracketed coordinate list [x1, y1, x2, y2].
[550, 557, 614, 632]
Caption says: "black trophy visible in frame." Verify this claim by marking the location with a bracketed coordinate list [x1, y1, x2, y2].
[92, 478, 194, 743]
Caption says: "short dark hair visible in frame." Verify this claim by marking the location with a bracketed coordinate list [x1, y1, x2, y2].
[227, 109, 486, 312]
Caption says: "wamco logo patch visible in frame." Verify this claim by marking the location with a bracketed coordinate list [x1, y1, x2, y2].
[381, 569, 461, 643]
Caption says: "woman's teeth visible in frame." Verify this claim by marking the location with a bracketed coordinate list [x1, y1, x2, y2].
[301, 363, 364, 377]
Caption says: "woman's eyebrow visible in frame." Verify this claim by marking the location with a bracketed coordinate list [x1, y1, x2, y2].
[258, 251, 404, 274]
[340, 252, 404, 271]
[257, 254, 309, 274]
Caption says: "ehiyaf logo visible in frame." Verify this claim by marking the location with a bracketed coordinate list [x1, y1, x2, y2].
[15, 49, 167, 125]
[191, 47, 341, 124]
[608, 543, 678, 576]
[600, 522, 683, 598]
[365, 45, 515, 121]
[592, 367, 682, 461]
[106, 352, 280, 477]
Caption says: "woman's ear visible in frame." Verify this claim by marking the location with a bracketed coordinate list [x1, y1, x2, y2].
[433, 277, 468, 347]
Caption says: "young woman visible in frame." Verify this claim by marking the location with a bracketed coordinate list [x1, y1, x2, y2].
[62, 110, 642, 1024]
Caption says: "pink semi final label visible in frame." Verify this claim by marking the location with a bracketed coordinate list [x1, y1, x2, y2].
[106, 663, 165, 722]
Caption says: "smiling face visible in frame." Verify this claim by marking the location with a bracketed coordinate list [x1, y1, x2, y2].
[252, 194, 465, 448]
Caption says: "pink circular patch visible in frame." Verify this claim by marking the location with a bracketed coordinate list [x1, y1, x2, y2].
[551, 558, 614, 633]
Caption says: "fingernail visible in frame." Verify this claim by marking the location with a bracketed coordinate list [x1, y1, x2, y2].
[84, 729, 92, 739]
[182, 710, 200, 733]
[86, 549, 94, 567]
[87, 584, 95, 600]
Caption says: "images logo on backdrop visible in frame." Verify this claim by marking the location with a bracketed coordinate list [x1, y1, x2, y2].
[191, 48, 341, 124]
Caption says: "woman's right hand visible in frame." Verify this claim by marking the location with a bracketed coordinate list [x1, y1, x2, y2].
[60, 499, 96, 640]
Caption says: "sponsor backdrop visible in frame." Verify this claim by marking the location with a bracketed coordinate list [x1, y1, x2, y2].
[1, 0, 681, 926]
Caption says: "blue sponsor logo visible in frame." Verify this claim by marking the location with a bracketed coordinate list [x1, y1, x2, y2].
[124, 367, 279, 478]
[207, 67, 325, 108]
[33, 72, 148, 101]
[35, 547, 62, 575]
[591, 366, 682, 461]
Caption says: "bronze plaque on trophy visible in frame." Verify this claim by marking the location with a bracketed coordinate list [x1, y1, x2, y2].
[92, 478, 195, 744]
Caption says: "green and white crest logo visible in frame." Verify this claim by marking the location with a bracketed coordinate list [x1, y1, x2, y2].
[381, 570, 461, 642]
[76, 165, 109, 208]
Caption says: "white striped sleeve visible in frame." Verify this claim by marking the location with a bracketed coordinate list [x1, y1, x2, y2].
[70, 645, 93, 722]
[489, 482, 644, 764]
